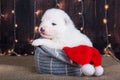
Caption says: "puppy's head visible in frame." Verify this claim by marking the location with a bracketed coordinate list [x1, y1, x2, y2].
[39, 8, 75, 39]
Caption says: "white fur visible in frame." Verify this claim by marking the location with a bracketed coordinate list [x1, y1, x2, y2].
[81, 64, 95, 76]
[32, 8, 92, 49]
[95, 66, 104, 76]
[32, 8, 103, 76]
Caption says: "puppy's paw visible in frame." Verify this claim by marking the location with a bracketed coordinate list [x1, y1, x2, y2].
[32, 39, 41, 46]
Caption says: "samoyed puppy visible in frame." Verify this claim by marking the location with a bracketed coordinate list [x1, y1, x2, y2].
[32, 8, 92, 49]
[32, 8, 104, 76]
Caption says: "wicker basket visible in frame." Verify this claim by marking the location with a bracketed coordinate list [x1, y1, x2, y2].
[34, 46, 82, 76]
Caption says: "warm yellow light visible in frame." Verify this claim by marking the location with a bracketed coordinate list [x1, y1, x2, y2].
[80, 27, 84, 31]
[34, 26, 39, 33]
[15, 24, 18, 28]
[57, 1, 65, 9]
[35, 10, 42, 16]
[103, 18, 107, 24]
[108, 43, 111, 48]
[108, 34, 111, 36]
[15, 39, 18, 43]
[11, 10, 15, 14]
[78, 0, 82, 2]
[8, 49, 14, 53]
[31, 51, 34, 54]
[104, 4, 109, 10]
[8, 49, 11, 53]
[78, 12, 82, 15]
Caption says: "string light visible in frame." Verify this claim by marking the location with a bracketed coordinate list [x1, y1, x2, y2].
[0, 2, 2, 55]
[56, 0, 65, 9]
[1, 0, 118, 58]
[28, 0, 38, 54]
[31, 51, 34, 55]
[104, 0, 109, 45]
[107, 34, 111, 37]
[27, 0, 37, 45]
[35, 9, 42, 16]
[78, 12, 82, 15]
[104, 4, 109, 10]
[79, 0, 85, 32]
[103, 0, 117, 60]
[29, 0, 42, 55]
[55, 0, 59, 8]
[15, 39, 18, 43]
[80, 27, 84, 31]
[103, 18, 107, 24]
[13, 0, 17, 43]
[8, 49, 12, 54]
[103, 0, 109, 55]
[7, 0, 20, 56]
[13, 0, 18, 43]
[34, 26, 39, 33]
[31, 0, 45, 54]
[11, 10, 15, 14]
[78, 0, 82, 2]
[15, 23, 18, 28]
[33, 0, 37, 39]
[57, 3, 65, 9]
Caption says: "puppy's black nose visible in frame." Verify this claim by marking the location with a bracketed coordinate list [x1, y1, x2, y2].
[40, 27, 45, 32]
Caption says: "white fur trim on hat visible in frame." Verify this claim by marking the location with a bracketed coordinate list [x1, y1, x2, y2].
[81, 64, 95, 76]
[94, 66, 104, 76]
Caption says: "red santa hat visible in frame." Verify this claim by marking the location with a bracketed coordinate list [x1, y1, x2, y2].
[63, 45, 104, 76]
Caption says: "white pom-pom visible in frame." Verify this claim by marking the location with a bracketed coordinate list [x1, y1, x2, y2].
[81, 64, 95, 76]
[94, 66, 104, 76]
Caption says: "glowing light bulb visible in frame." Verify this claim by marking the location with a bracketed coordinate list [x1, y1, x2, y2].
[104, 4, 109, 10]
[103, 18, 107, 24]
[35, 10, 42, 16]
[11, 10, 15, 14]
[108, 34, 111, 36]
[78, 0, 82, 2]
[8, 49, 11, 53]
[108, 43, 111, 48]
[8, 49, 14, 54]
[15, 39, 18, 43]
[80, 27, 84, 31]
[57, 2, 65, 9]
[31, 51, 34, 54]
[15, 24, 18, 28]
[78, 12, 82, 15]
[34, 26, 39, 33]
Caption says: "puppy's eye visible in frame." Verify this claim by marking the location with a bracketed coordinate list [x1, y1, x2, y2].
[52, 23, 56, 26]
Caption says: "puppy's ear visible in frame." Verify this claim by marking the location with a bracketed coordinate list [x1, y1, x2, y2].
[64, 16, 74, 26]
[64, 17, 70, 25]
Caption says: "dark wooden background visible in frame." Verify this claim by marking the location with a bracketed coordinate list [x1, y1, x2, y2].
[0, 0, 120, 59]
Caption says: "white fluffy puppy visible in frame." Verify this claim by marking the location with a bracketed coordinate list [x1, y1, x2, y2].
[32, 8, 104, 76]
[32, 8, 92, 49]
